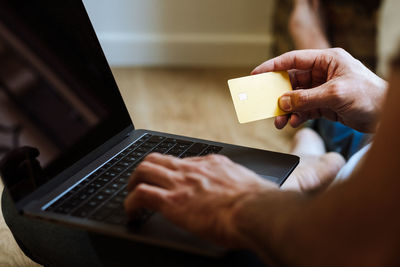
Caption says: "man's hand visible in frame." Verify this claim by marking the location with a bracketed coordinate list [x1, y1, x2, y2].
[124, 153, 277, 247]
[252, 48, 388, 132]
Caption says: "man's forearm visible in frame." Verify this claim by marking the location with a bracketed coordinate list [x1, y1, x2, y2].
[231, 190, 306, 266]
[232, 176, 399, 266]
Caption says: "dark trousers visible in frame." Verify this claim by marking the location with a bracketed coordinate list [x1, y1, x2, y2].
[311, 119, 371, 160]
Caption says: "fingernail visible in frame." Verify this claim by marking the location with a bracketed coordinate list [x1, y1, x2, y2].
[279, 96, 292, 111]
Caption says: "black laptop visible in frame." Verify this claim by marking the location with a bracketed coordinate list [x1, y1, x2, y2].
[0, 0, 298, 257]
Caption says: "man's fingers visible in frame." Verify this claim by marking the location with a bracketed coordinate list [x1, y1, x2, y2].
[144, 153, 202, 172]
[288, 113, 309, 128]
[275, 113, 313, 129]
[274, 115, 290, 129]
[184, 156, 207, 162]
[288, 69, 313, 89]
[127, 161, 178, 191]
[144, 153, 182, 170]
[252, 49, 332, 74]
[124, 183, 169, 215]
[278, 83, 335, 113]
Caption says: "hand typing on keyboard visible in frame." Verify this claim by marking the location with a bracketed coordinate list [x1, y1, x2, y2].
[47, 134, 222, 225]
[124, 152, 278, 247]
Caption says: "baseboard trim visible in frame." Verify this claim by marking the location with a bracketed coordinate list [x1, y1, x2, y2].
[97, 32, 273, 67]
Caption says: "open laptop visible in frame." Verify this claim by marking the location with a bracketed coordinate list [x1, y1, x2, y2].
[0, 0, 298, 257]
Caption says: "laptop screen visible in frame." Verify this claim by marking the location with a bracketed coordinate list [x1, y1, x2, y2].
[0, 0, 132, 202]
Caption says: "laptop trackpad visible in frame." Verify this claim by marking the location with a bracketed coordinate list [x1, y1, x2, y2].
[220, 145, 298, 185]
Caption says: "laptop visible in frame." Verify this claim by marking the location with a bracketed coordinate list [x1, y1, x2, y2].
[0, 0, 299, 257]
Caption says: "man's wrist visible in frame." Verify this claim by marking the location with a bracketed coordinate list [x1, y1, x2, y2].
[370, 76, 389, 132]
[229, 188, 306, 261]
[228, 190, 271, 250]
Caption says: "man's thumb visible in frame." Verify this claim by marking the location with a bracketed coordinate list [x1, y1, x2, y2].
[278, 89, 323, 112]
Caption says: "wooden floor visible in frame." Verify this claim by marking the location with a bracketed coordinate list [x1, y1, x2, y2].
[0, 67, 295, 266]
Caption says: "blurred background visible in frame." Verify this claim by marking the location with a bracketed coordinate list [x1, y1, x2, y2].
[82, 0, 380, 69]
[82, 0, 275, 67]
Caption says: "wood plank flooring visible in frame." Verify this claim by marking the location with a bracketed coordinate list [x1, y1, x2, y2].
[0, 67, 295, 266]
[115, 67, 295, 151]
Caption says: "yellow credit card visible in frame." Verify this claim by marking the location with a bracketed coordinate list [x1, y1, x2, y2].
[228, 71, 293, 124]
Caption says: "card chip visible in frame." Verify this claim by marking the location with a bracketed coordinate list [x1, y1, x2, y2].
[238, 93, 248, 101]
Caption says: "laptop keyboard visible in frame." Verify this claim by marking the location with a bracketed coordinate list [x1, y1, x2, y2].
[45, 133, 222, 225]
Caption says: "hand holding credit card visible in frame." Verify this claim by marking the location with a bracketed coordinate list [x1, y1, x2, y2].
[228, 71, 293, 124]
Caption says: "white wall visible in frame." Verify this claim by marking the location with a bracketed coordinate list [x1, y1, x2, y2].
[83, 0, 275, 67]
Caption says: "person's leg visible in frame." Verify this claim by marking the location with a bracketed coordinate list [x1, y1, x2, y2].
[289, 0, 330, 50]
[282, 128, 345, 192]
[289, 0, 371, 159]
[310, 119, 372, 160]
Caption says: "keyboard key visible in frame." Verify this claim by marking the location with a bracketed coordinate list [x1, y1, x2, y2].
[87, 200, 100, 207]
[165, 138, 178, 144]
[158, 142, 175, 148]
[136, 146, 151, 153]
[104, 213, 127, 225]
[86, 187, 96, 195]
[69, 197, 82, 207]
[104, 201, 120, 210]
[140, 144, 156, 151]
[125, 147, 135, 153]
[147, 135, 165, 143]
[119, 172, 132, 179]
[116, 161, 130, 168]
[119, 151, 128, 156]
[116, 176, 129, 183]
[152, 147, 168, 154]
[125, 156, 137, 162]
[209, 145, 223, 153]
[98, 176, 111, 183]
[138, 135, 151, 142]
[102, 188, 117, 195]
[181, 152, 197, 158]
[111, 195, 125, 204]
[103, 172, 116, 178]
[90, 207, 114, 221]
[95, 194, 107, 201]
[200, 146, 223, 156]
[89, 182, 103, 189]
[71, 206, 93, 218]
[166, 147, 186, 157]
[128, 208, 154, 225]
[111, 183, 123, 189]
[118, 189, 129, 197]
[186, 143, 208, 154]
[200, 149, 211, 156]
[130, 152, 143, 158]
[110, 166, 124, 173]
[79, 194, 89, 200]
[176, 140, 193, 145]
